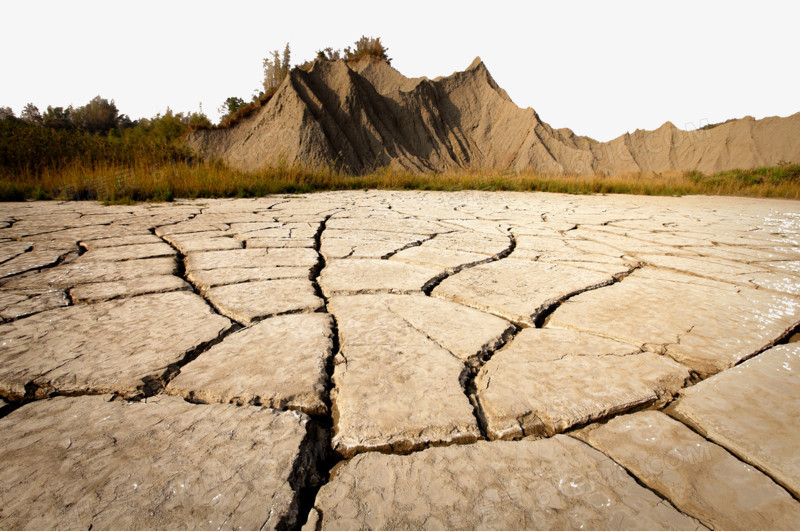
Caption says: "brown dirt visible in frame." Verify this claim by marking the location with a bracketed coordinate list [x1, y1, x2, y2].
[188, 57, 800, 175]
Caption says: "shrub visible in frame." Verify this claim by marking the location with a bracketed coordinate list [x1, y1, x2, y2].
[344, 36, 391, 65]
[216, 89, 276, 129]
[186, 111, 213, 130]
[217, 96, 247, 122]
[305, 36, 392, 67]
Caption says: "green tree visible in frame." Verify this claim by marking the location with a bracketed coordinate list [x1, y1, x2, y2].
[72, 96, 119, 135]
[185, 111, 212, 129]
[42, 106, 74, 130]
[147, 108, 187, 143]
[263, 42, 291, 92]
[20, 103, 42, 125]
[117, 114, 136, 129]
[218, 96, 246, 120]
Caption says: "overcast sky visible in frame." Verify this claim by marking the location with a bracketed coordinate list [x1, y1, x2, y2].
[2, 0, 797, 141]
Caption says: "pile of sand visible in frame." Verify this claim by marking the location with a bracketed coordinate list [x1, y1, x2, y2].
[188, 58, 800, 175]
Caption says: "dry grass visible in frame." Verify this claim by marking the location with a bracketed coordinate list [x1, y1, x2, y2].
[1, 160, 799, 204]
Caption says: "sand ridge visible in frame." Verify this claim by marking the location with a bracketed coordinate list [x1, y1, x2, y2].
[188, 58, 800, 175]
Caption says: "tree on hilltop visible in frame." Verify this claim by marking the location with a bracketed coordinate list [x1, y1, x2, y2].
[263, 43, 291, 92]
[317, 47, 342, 62]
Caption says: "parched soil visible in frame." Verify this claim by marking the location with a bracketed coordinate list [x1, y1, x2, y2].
[1, 191, 799, 530]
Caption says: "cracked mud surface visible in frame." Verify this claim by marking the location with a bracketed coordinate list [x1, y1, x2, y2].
[0, 191, 799, 530]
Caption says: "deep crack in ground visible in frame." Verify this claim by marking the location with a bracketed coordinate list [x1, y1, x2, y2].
[296, 213, 343, 529]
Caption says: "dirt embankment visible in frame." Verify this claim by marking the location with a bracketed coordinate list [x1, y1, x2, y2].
[188, 58, 800, 175]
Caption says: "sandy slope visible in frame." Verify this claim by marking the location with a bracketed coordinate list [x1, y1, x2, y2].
[188, 57, 800, 175]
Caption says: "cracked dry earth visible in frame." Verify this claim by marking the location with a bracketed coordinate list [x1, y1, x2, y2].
[0, 191, 800, 531]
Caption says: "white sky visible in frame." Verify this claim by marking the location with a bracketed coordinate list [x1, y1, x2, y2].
[2, 0, 798, 142]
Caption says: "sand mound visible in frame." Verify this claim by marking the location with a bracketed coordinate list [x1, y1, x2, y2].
[188, 58, 800, 175]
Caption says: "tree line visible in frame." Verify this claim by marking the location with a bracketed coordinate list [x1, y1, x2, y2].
[0, 96, 210, 136]
[0, 97, 208, 177]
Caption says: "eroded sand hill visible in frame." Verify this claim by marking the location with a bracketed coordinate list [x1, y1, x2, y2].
[188, 58, 800, 175]
[0, 192, 799, 529]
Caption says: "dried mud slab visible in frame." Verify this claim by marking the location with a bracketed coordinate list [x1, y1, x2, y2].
[575, 411, 800, 530]
[236, 222, 319, 240]
[389, 245, 492, 270]
[667, 344, 800, 498]
[168, 313, 334, 414]
[333, 293, 514, 362]
[433, 258, 630, 326]
[748, 270, 800, 295]
[0, 245, 74, 279]
[78, 242, 176, 262]
[330, 347, 478, 458]
[549, 269, 800, 377]
[636, 252, 800, 296]
[0, 288, 69, 320]
[186, 248, 319, 271]
[154, 220, 231, 237]
[187, 266, 310, 292]
[205, 278, 323, 325]
[310, 435, 706, 530]
[325, 215, 445, 236]
[69, 274, 190, 303]
[0, 241, 32, 263]
[79, 233, 164, 249]
[0, 395, 317, 530]
[327, 294, 508, 457]
[425, 232, 511, 256]
[475, 328, 690, 440]
[2, 256, 178, 289]
[319, 259, 444, 296]
[634, 253, 773, 286]
[246, 237, 314, 248]
[0, 292, 231, 400]
[320, 230, 420, 260]
[161, 233, 243, 253]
